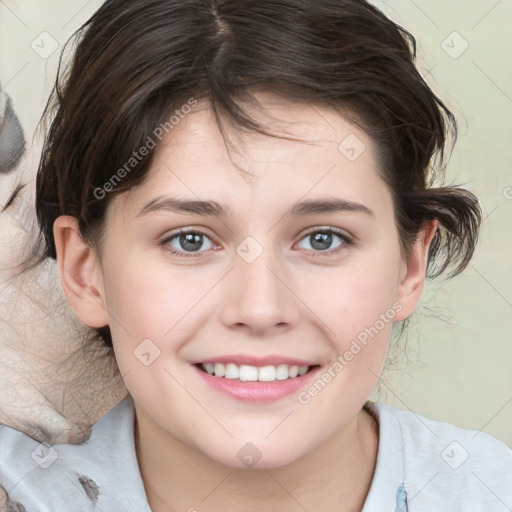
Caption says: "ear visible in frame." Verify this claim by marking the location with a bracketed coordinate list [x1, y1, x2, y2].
[53, 215, 109, 328]
[393, 220, 438, 322]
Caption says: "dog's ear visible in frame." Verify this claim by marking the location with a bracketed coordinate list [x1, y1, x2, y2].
[0, 90, 26, 175]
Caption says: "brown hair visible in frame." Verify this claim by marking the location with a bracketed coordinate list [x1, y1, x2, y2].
[35, 0, 481, 347]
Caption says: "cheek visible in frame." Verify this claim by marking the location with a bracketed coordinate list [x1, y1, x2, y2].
[101, 254, 220, 373]
[303, 255, 400, 333]
[296, 249, 401, 376]
[102, 252, 191, 334]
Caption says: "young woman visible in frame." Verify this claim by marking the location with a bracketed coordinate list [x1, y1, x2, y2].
[1, 0, 510, 511]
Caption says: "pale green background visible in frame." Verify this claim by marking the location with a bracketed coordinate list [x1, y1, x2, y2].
[1, 0, 510, 445]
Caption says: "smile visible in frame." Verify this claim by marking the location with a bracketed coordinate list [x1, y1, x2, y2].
[193, 361, 321, 403]
[199, 362, 312, 382]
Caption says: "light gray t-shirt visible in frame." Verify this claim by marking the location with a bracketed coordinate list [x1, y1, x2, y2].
[0, 396, 511, 511]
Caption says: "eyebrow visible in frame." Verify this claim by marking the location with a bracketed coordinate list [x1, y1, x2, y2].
[136, 196, 374, 219]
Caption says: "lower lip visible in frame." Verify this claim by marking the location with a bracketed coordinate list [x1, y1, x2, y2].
[192, 365, 321, 403]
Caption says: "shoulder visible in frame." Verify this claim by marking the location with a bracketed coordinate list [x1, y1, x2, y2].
[366, 402, 512, 511]
[381, 402, 512, 469]
[0, 396, 151, 512]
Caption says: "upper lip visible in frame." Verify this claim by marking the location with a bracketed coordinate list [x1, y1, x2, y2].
[192, 355, 318, 367]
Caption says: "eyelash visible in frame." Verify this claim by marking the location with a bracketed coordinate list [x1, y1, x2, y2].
[161, 227, 353, 258]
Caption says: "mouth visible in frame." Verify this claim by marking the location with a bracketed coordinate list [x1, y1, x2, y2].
[191, 355, 322, 402]
[195, 362, 318, 382]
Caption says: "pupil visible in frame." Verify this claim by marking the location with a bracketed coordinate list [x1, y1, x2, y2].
[181, 233, 203, 251]
[311, 232, 332, 251]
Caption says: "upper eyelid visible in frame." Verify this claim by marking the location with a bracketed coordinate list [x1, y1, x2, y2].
[1, 182, 26, 213]
[300, 226, 352, 239]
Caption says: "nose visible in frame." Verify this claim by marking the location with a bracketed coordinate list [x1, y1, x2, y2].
[219, 245, 301, 336]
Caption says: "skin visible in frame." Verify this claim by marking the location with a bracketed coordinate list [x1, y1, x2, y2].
[54, 91, 436, 512]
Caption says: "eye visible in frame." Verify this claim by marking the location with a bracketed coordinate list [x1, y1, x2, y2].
[161, 226, 352, 259]
[1, 182, 25, 213]
[295, 227, 352, 256]
[162, 229, 216, 257]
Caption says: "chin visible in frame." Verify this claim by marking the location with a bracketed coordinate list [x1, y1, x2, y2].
[201, 440, 305, 470]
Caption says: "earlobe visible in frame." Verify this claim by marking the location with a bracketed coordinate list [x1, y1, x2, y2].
[53, 215, 109, 328]
[393, 220, 438, 322]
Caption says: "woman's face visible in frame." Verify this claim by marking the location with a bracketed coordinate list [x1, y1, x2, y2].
[80, 92, 426, 468]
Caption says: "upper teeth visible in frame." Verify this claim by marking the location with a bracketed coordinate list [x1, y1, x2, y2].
[201, 363, 310, 381]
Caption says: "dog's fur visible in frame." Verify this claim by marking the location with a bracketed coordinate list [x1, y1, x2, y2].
[0, 88, 128, 446]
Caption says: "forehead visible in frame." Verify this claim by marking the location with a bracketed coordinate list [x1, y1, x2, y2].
[116, 91, 390, 219]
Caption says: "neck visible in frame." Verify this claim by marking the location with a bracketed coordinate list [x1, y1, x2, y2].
[134, 405, 379, 512]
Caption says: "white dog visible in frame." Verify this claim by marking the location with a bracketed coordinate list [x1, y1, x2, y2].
[0, 88, 128, 449]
